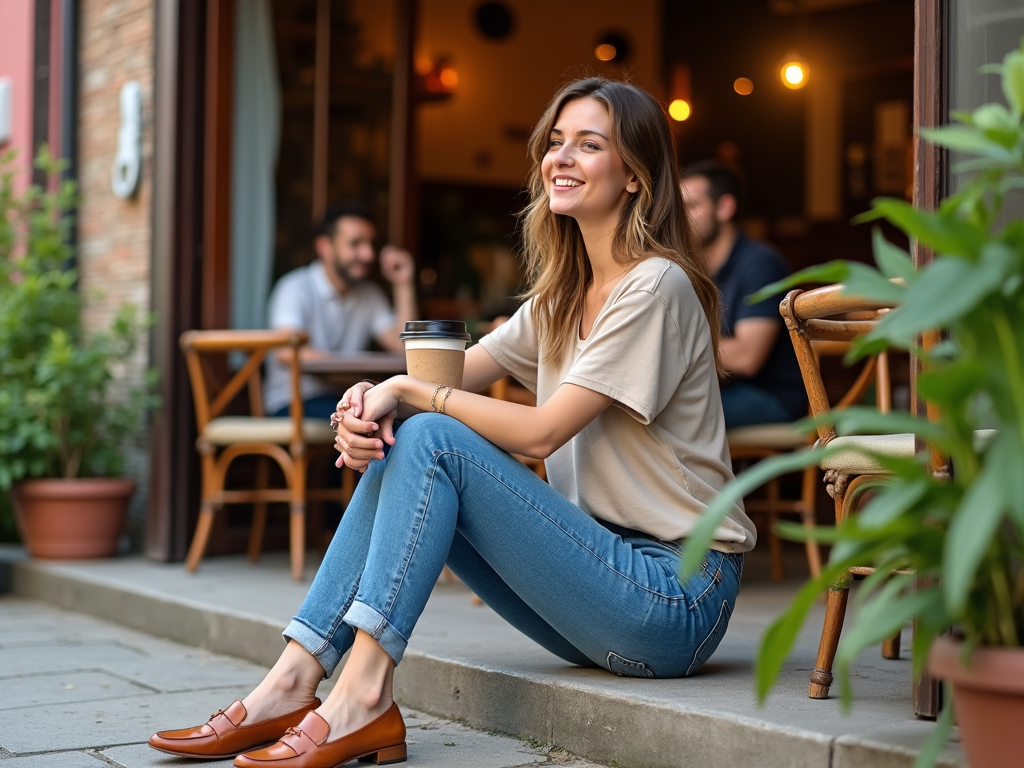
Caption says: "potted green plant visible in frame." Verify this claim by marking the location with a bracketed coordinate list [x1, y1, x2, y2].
[682, 39, 1024, 768]
[0, 147, 157, 558]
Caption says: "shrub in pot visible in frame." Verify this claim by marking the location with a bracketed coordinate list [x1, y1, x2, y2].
[0, 148, 157, 558]
[682, 39, 1024, 768]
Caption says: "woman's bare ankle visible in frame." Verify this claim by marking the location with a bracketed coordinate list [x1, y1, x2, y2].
[304, 630, 395, 740]
[316, 687, 393, 741]
[241, 643, 322, 723]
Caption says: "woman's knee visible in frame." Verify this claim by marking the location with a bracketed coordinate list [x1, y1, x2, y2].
[396, 411, 472, 447]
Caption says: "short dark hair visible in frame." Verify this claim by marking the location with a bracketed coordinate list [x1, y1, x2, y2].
[320, 201, 375, 239]
[680, 160, 746, 219]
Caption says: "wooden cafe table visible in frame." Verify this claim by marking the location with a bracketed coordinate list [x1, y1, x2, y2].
[300, 351, 407, 387]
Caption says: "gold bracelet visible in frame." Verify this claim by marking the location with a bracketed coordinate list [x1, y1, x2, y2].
[429, 384, 445, 412]
[438, 386, 454, 414]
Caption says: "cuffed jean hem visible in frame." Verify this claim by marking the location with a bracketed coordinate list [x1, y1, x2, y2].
[282, 619, 342, 679]
[343, 600, 409, 666]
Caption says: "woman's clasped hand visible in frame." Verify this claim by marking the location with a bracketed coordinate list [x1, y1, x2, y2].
[332, 379, 402, 472]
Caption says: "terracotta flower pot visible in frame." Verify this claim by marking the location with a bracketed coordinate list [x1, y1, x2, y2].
[10, 477, 136, 559]
[929, 634, 1024, 768]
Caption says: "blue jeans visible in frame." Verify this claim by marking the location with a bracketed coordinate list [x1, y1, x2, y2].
[720, 382, 794, 429]
[283, 413, 742, 679]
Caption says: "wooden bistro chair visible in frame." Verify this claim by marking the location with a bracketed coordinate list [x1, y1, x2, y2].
[779, 284, 906, 699]
[180, 329, 340, 581]
[726, 339, 895, 582]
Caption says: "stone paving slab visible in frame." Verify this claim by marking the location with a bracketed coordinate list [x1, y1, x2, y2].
[0, 594, 605, 768]
[0, 642, 152, 678]
[0, 670, 153, 710]
[0, 753, 107, 768]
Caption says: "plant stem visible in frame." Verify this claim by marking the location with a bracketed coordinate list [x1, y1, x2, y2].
[992, 312, 1024, 451]
[990, 553, 1021, 647]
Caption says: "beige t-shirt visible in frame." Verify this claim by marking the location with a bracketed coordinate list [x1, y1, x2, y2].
[478, 257, 756, 553]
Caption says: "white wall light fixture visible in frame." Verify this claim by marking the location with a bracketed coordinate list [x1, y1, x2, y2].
[0, 78, 12, 146]
[111, 81, 142, 198]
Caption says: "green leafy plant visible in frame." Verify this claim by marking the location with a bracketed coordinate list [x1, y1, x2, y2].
[681, 38, 1024, 767]
[0, 147, 158, 496]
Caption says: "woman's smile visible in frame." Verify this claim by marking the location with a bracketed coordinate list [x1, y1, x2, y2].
[551, 175, 585, 191]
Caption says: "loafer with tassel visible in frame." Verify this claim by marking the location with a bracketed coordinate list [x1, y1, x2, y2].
[149, 698, 322, 759]
[233, 701, 407, 768]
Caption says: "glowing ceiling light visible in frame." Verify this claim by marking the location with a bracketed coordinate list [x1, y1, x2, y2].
[733, 77, 754, 96]
[668, 99, 691, 122]
[439, 67, 459, 89]
[595, 43, 617, 62]
[779, 54, 809, 89]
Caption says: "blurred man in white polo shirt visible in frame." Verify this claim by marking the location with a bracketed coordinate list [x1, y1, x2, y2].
[264, 202, 416, 419]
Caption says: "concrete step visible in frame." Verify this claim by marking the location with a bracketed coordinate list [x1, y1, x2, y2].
[1, 547, 964, 768]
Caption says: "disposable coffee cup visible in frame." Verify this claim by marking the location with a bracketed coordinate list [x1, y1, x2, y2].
[400, 320, 472, 390]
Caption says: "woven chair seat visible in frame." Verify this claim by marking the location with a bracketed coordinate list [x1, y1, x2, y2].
[204, 416, 337, 446]
[821, 428, 998, 475]
[727, 423, 809, 450]
[820, 433, 915, 474]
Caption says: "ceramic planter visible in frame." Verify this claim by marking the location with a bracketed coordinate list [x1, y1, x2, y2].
[10, 477, 136, 558]
[929, 634, 1024, 768]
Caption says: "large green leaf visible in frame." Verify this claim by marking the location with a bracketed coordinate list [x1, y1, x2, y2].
[1002, 48, 1024, 115]
[870, 198, 986, 257]
[856, 478, 931, 529]
[841, 262, 906, 305]
[943, 440, 1014, 613]
[916, 361, 988, 408]
[774, 520, 846, 544]
[745, 261, 850, 305]
[970, 104, 1021, 150]
[871, 228, 916, 282]
[918, 126, 1016, 163]
[870, 251, 1008, 344]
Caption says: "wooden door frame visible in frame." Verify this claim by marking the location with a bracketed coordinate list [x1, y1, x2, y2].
[911, 0, 946, 720]
[148, 0, 420, 560]
[147, 0, 207, 560]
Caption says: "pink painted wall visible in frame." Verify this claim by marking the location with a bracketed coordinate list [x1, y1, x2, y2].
[0, 0, 36, 194]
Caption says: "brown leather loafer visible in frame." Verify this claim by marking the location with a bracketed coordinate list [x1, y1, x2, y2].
[233, 702, 407, 768]
[149, 698, 322, 759]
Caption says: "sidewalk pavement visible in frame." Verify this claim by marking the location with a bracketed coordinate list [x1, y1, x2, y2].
[1, 544, 966, 768]
[0, 594, 605, 768]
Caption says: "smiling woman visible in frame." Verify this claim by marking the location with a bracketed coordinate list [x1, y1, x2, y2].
[150, 78, 754, 768]
[522, 78, 724, 368]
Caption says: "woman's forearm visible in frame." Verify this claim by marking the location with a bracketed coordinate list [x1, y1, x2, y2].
[394, 376, 610, 459]
[395, 377, 554, 457]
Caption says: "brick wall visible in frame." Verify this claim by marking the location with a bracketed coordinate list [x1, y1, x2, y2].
[77, 0, 155, 546]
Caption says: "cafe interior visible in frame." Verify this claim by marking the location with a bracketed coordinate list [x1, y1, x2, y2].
[268, 0, 914, 324]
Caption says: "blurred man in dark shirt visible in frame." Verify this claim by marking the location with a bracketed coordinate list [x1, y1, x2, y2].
[681, 161, 807, 428]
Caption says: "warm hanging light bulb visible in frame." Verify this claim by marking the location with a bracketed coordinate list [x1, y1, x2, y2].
[668, 99, 691, 121]
[668, 63, 692, 122]
[779, 51, 809, 89]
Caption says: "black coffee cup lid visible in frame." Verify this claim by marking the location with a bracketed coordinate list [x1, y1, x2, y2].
[400, 320, 472, 341]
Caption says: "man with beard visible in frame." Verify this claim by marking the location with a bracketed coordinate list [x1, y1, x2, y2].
[680, 161, 806, 428]
[264, 202, 416, 419]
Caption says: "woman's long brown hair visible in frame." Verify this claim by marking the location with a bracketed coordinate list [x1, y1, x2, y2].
[521, 77, 724, 376]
